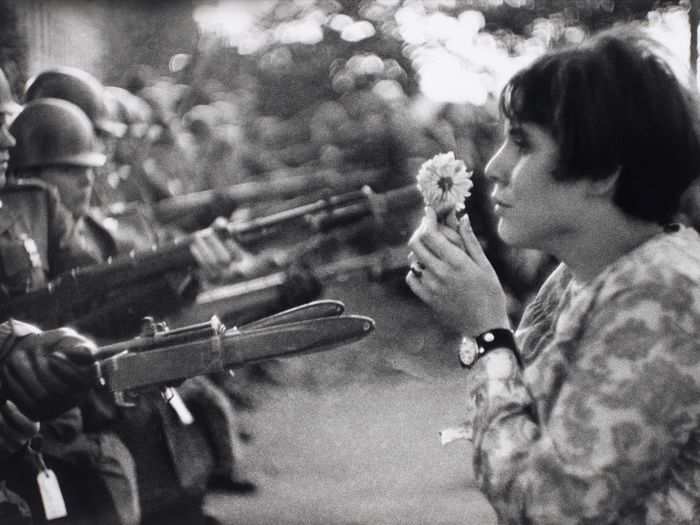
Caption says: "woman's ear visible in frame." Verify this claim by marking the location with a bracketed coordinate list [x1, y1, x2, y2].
[585, 166, 621, 198]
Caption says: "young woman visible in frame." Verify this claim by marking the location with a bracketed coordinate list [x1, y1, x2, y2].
[407, 27, 700, 524]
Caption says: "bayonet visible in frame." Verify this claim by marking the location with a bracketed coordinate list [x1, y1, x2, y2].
[240, 299, 344, 330]
[93, 305, 374, 392]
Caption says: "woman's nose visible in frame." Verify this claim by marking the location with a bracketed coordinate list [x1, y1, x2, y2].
[484, 144, 509, 185]
[0, 124, 16, 149]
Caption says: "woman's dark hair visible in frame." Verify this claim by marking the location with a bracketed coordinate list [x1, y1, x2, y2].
[499, 26, 700, 224]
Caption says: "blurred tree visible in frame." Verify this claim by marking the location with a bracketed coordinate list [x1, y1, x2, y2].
[191, 0, 687, 123]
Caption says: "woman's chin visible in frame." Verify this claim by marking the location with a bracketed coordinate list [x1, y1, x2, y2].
[497, 221, 531, 249]
[497, 221, 518, 245]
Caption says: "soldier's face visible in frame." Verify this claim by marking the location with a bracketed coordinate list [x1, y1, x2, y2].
[42, 166, 95, 217]
[0, 112, 16, 186]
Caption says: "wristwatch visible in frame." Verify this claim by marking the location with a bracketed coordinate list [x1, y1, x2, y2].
[458, 328, 521, 369]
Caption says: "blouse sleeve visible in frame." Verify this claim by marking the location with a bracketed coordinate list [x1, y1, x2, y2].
[465, 285, 700, 524]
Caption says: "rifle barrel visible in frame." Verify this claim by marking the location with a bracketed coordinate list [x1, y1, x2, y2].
[152, 168, 385, 225]
[311, 185, 421, 231]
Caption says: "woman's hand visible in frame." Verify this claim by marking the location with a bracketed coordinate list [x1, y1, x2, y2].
[406, 207, 510, 336]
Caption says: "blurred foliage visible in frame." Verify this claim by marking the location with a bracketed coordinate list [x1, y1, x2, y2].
[184, 0, 687, 118]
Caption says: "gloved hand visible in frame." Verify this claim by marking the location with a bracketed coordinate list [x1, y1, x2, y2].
[190, 217, 260, 283]
[0, 399, 39, 458]
[0, 320, 98, 421]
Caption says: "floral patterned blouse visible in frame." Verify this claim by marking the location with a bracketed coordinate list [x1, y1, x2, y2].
[463, 226, 700, 524]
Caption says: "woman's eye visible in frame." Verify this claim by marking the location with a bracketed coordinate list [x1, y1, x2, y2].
[511, 137, 530, 152]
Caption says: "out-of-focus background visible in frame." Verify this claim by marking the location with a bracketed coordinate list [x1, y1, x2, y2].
[2, 1, 699, 523]
[2, 1, 697, 197]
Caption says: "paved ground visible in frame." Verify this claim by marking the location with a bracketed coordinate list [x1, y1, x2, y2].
[205, 278, 498, 525]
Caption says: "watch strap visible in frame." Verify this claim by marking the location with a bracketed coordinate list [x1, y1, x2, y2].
[476, 328, 522, 368]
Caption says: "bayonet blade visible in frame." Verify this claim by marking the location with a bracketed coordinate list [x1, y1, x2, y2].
[240, 300, 345, 330]
[230, 315, 373, 363]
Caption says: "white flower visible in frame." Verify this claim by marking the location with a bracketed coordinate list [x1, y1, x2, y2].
[416, 152, 473, 216]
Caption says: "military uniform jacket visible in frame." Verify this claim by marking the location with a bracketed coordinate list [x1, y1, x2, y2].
[0, 179, 92, 299]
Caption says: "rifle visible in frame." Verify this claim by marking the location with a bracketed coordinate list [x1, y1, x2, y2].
[0, 185, 421, 327]
[104, 167, 386, 230]
[166, 244, 412, 328]
[93, 300, 374, 392]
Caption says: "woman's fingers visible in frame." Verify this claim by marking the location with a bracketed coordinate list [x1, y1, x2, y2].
[414, 223, 473, 273]
[458, 214, 493, 270]
[405, 265, 436, 302]
[409, 235, 452, 278]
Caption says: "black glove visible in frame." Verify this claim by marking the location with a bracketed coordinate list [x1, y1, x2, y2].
[0, 399, 39, 459]
[0, 320, 98, 421]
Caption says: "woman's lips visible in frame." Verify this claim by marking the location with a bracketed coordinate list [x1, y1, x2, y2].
[492, 198, 512, 215]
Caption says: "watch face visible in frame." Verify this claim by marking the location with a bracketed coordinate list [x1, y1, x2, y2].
[459, 337, 478, 367]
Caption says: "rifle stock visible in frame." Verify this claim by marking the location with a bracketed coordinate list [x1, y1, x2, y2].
[0, 185, 419, 327]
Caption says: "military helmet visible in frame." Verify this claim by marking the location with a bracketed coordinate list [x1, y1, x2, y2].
[8, 98, 106, 171]
[105, 86, 153, 138]
[103, 86, 130, 125]
[0, 67, 21, 116]
[24, 66, 126, 138]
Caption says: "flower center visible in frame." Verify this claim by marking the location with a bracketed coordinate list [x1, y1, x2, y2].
[437, 176, 453, 194]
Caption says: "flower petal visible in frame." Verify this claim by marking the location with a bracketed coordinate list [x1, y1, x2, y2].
[417, 151, 473, 214]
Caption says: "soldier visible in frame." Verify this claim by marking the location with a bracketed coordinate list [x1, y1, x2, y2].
[0, 66, 138, 525]
[24, 66, 159, 209]
[0, 318, 104, 525]
[103, 86, 167, 205]
[7, 96, 252, 524]
[24, 66, 128, 208]
[136, 83, 199, 198]
[183, 104, 246, 191]
[0, 68, 139, 524]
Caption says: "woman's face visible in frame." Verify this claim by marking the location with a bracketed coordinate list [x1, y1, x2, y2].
[484, 120, 586, 252]
[42, 166, 95, 218]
